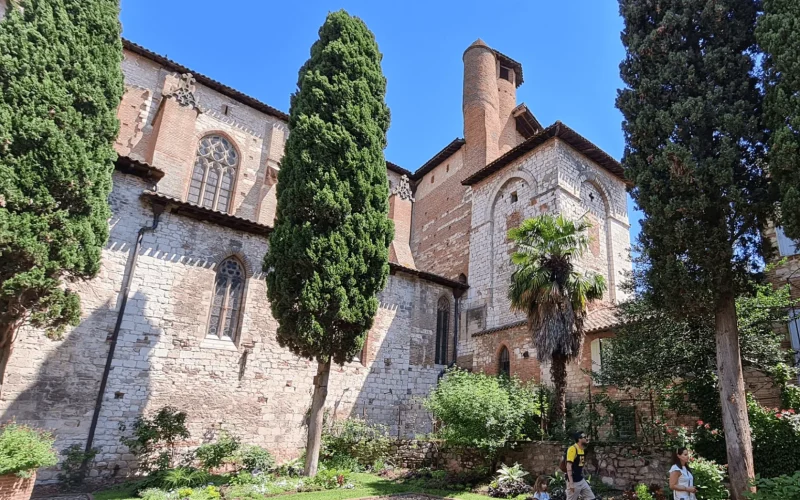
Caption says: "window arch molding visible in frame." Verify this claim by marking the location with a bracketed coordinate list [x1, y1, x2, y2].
[435, 296, 450, 365]
[206, 255, 248, 342]
[187, 132, 241, 214]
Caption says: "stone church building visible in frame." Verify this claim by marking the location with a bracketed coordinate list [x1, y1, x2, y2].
[4, 32, 784, 482]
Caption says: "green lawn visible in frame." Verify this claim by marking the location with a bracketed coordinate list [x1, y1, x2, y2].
[91, 472, 508, 500]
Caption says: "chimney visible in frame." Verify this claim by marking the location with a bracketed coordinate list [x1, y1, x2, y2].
[463, 39, 501, 176]
[388, 175, 416, 269]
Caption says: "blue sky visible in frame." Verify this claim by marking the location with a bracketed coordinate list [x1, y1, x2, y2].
[119, 0, 641, 242]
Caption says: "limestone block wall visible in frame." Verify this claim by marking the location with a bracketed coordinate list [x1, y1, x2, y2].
[458, 141, 560, 363]
[0, 172, 155, 482]
[1, 171, 454, 483]
[553, 140, 631, 303]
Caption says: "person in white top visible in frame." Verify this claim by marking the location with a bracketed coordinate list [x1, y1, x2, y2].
[669, 447, 698, 500]
[532, 475, 551, 500]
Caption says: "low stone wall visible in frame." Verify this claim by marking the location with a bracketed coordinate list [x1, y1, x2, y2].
[393, 440, 673, 489]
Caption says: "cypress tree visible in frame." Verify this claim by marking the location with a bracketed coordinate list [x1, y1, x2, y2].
[0, 0, 124, 393]
[758, 0, 800, 239]
[263, 10, 392, 476]
[616, 1, 769, 497]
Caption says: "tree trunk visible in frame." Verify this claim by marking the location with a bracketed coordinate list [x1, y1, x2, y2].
[714, 294, 755, 500]
[550, 353, 568, 435]
[0, 321, 16, 401]
[304, 358, 331, 477]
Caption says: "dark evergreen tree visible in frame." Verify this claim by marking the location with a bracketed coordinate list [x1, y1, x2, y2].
[616, 1, 769, 496]
[758, 0, 800, 239]
[0, 0, 124, 393]
[263, 10, 392, 476]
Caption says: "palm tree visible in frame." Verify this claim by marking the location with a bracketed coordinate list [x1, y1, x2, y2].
[508, 214, 606, 433]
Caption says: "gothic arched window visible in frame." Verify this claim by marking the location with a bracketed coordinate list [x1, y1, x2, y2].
[498, 346, 510, 377]
[188, 135, 238, 213]
[435, 297, 450, 365]
[207, 257, 245, 340]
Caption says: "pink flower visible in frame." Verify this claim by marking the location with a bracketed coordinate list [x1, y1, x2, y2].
[711, 429, 718, 435]
[705, 424, 711, 429]
[776, 413, 783, 419]
[697, 420, 704, 426]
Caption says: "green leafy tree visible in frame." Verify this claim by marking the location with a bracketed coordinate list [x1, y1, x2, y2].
[597, 283, 796, 400]
[424, 368, 543, 459]
[617, 1, 769, 495]
[263, 10, 392, 476]
[0, 0, 124, 393]
[758, 0, 800, 239]
[508, 215, 606, 432]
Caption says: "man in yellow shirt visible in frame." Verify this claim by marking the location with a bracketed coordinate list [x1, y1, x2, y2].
[566, 431, 594, 500]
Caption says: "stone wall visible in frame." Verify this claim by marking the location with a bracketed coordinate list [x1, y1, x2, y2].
[393, 440, 673, 490]
[0, 168, 456, 483]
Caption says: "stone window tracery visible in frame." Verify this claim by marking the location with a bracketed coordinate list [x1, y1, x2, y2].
[188, 135, 238, 213]
[435, 297, 450, 365]
[207, 257, 245, 341]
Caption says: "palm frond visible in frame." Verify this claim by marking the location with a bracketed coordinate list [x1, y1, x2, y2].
[507, 214, 608, 363]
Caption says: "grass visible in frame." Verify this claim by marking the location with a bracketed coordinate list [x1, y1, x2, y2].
[91, 472, 509, 500]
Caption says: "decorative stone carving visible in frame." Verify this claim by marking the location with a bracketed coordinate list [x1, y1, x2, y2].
[167, 73, 199, 109]
[391, 175, 414, 202]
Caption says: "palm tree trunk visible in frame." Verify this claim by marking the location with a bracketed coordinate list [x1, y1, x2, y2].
[550, 352, 568, 434]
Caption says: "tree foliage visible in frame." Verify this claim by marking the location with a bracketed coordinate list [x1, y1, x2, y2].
[508, 214, 606, 431]
[616, 1, 768, 494]
[263, 10, 393, 366]
[424, 369, 544, 457]
[0, 0, 124, 376]
[597, 283, 796, 414]
[617, 0, 769, 316]
[758, 0, 800, 240]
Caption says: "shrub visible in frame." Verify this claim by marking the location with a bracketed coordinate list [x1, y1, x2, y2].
[236, 445, 275, 473]
[321, 417, 391, 471]
[160, 467, 211, 489]
[487, 463, 531, 498]
[58, 444, 98, 489]
[635, 483, 654, 500]
[0, 423, 57, 478]
[424, 368, 543, 456]
[273, 458, 303, 477]
[303, 468, 352, 491]
[749, 402, 800, 478]
[745, 471, 800, 500]
[690, 457, 729, 500]
[120, 406, 190, 472]
[195, 432, 240, 471]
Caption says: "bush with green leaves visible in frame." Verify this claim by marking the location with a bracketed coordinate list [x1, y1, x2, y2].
[690, 457, 729, 500]
[487, 463, 531, 498]
[745, 471, 800, 500]
[58, 444, 98, 489]
[120, 406, 190, 472]
[424, 368, 544, 457]
[303, 468, 352, 491]
[236, 445, 274, 473]
[194, 432, 240, 471]
[321, 417, 390, 471]
[0, 423, 57, 477]
[160, 467, 211, 489]
[748, 401, 800, 478]
[634, 483, 655, 500]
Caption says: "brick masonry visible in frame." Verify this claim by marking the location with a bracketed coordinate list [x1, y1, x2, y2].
[0, 472, 36, 500]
